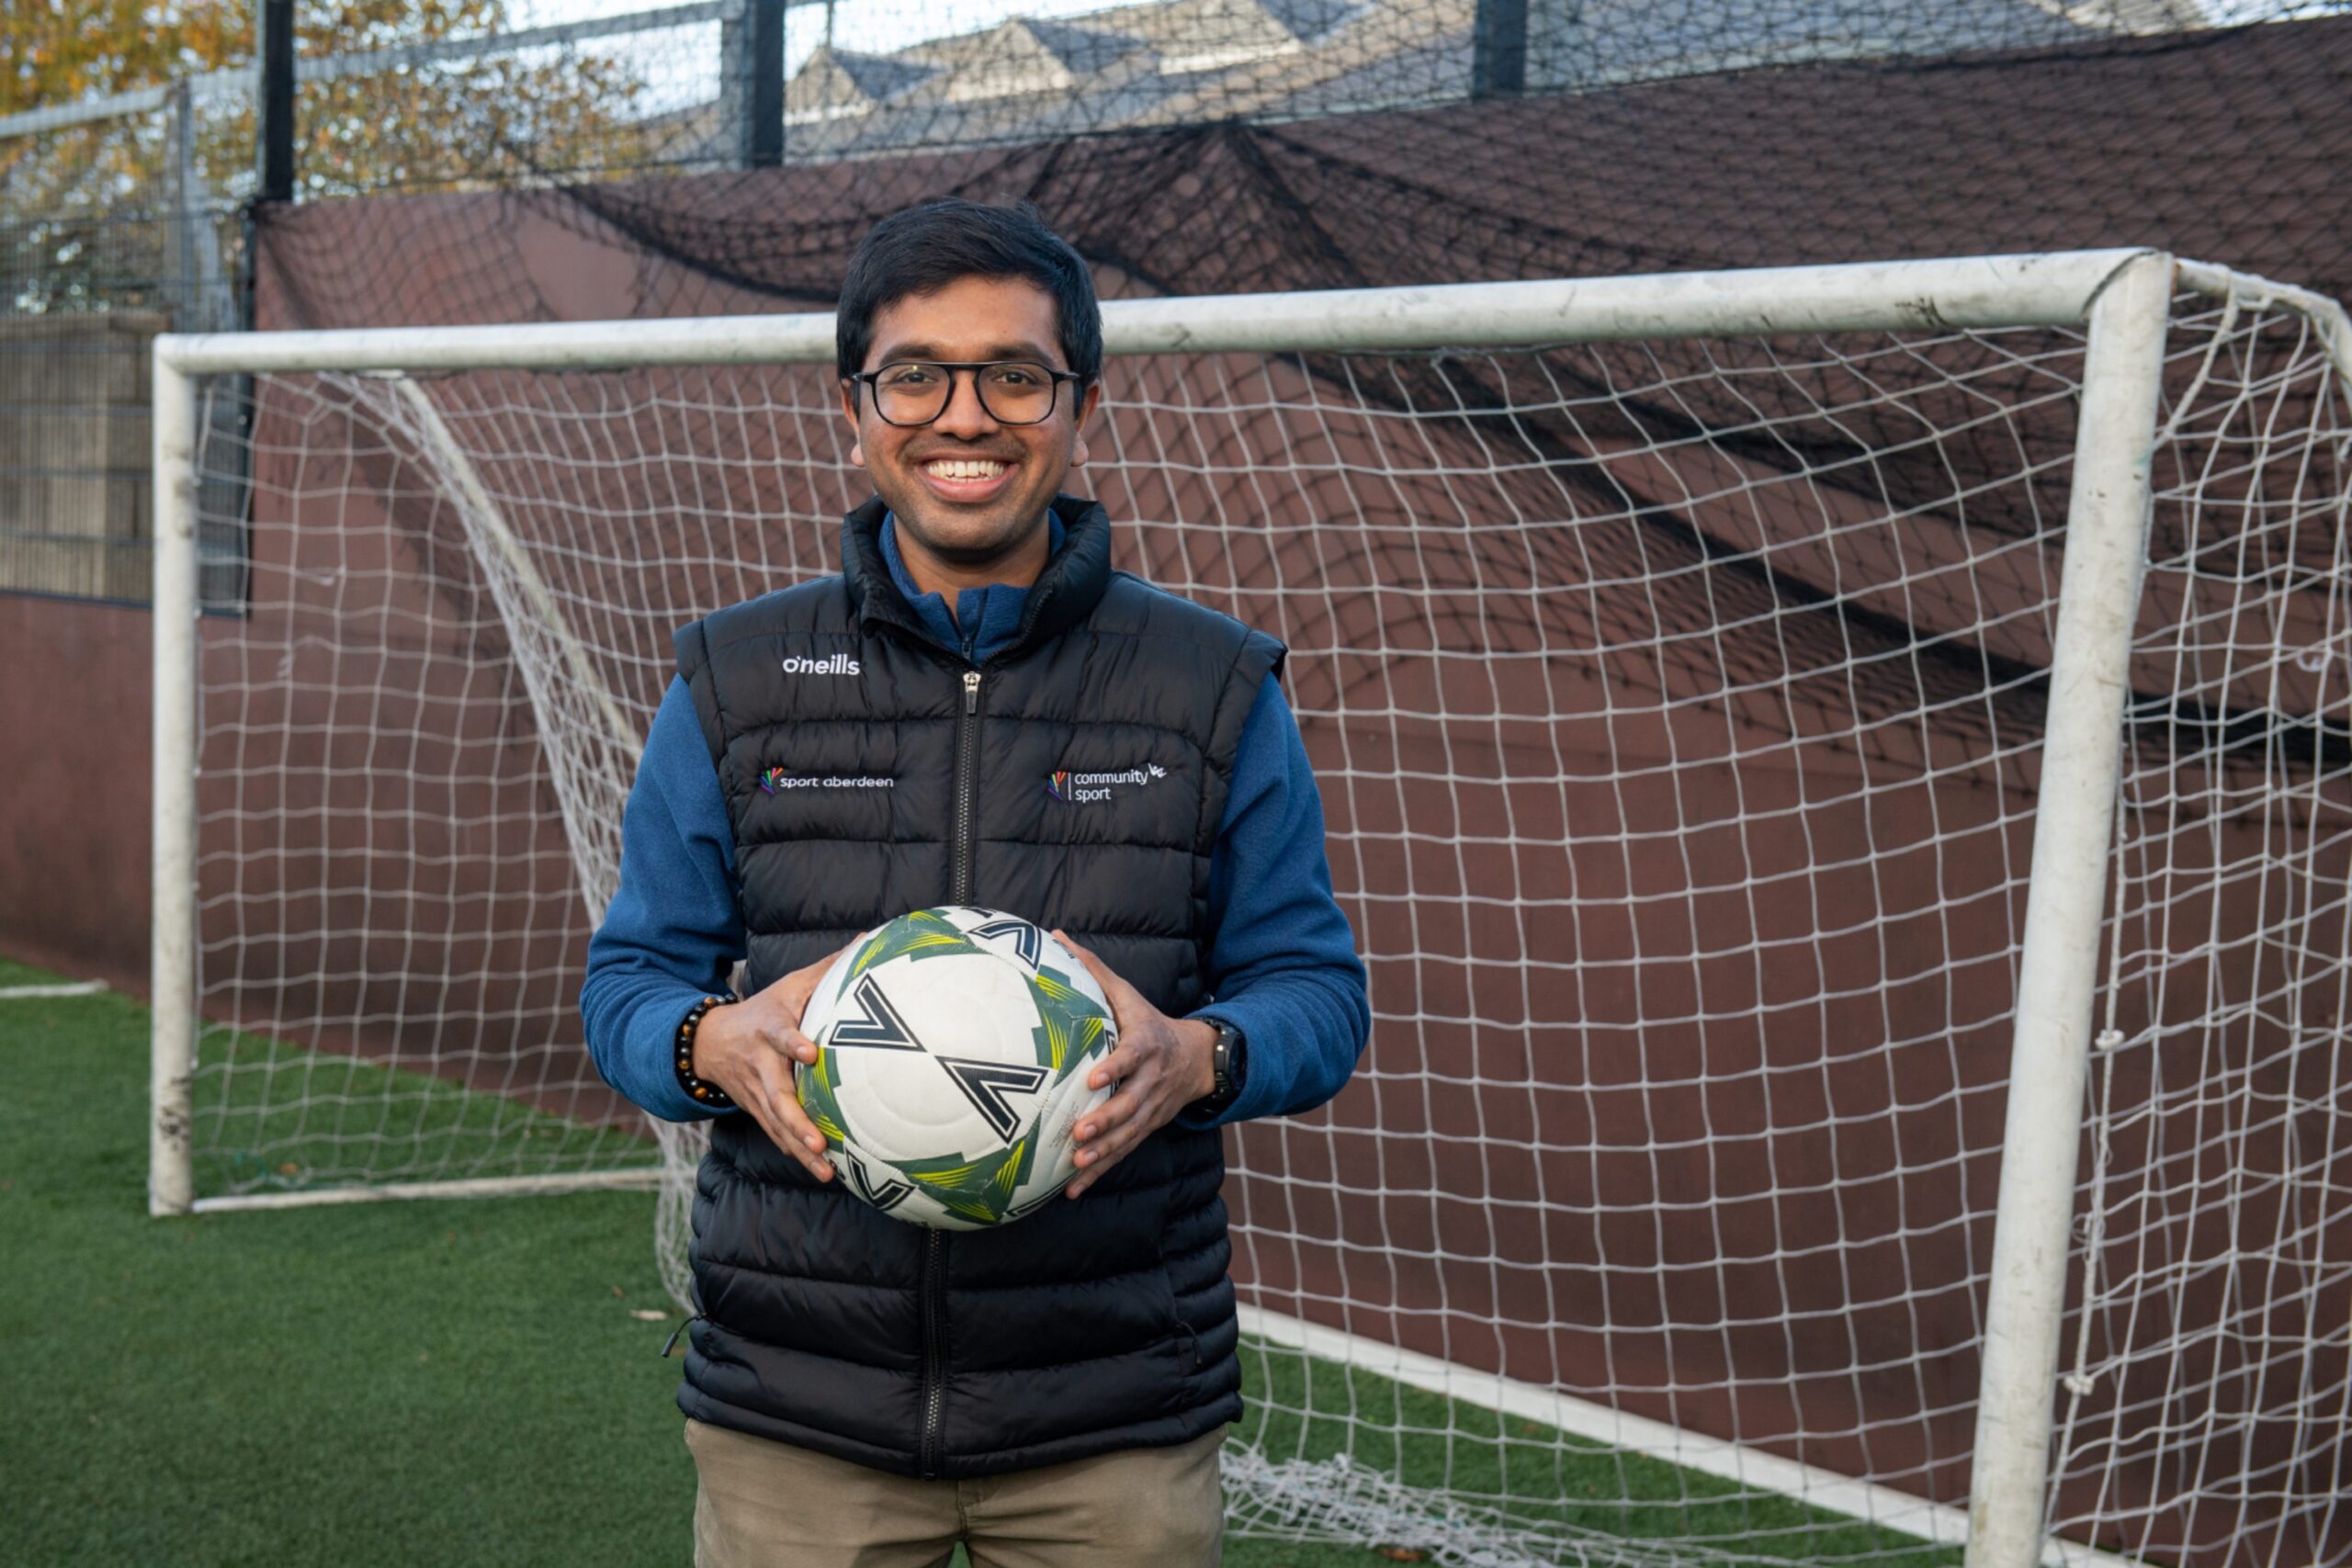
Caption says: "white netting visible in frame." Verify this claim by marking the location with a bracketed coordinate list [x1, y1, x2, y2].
[178, 267, 2352, 1565]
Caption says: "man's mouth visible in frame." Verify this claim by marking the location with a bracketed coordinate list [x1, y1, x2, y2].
[922, 457, 1010, 479]
[916, 455, 1017, 502]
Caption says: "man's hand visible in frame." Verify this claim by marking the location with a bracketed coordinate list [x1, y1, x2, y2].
[690, 944, 852, 1182]
[1052, 930, 1218, 1199]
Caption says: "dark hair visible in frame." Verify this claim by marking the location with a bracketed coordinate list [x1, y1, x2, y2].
[835, 199, 1102, 388]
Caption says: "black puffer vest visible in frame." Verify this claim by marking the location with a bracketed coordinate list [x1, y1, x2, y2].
[671, 494, 1284, 1477]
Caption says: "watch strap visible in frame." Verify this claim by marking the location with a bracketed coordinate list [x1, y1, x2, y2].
[1194, 1016, 1245, 1115]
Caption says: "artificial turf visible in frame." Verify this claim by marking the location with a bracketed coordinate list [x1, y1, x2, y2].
[0, 958, 1953, 1567]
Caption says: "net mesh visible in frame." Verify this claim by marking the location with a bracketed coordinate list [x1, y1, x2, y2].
[180, 266, 2352, 1564]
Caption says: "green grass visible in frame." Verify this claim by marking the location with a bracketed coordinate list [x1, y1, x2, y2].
[0, 957, 1953, 1567]
[187, 1004, 655, 1200]
[1234, 1355, 1961, 1565]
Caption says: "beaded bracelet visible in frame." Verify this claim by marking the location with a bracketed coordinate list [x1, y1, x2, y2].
[674, 993, 739, 1108]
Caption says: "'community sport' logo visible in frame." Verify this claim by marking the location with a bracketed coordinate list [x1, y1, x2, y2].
[781, 652, 861, 675]
[1046, 762, 1167, 804]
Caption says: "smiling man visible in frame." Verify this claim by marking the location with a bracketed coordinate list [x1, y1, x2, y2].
[580, 199, 1371, 1566]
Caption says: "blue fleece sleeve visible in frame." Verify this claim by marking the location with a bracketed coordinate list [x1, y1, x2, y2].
[1180, 671, 1371, 1128]
[580, 676, 745, 1122]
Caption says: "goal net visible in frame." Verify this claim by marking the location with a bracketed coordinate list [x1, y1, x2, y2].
[151, 253, 2352, 1567]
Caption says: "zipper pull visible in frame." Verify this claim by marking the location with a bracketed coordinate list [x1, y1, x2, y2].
[661, 1314, 697, 1359]
[964, 671, 981, 715]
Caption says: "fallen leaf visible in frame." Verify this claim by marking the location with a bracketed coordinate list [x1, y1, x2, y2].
[277, 1162, 301, 1176]
[630, 1308, 670, 1322]
[1378, 1551, 1426, 1562]
[610, 1284, 625, 1298]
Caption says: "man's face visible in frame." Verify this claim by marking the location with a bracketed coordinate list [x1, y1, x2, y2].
[841, 274, 1102, 570]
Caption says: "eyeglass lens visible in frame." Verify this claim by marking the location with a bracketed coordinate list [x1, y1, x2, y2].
[873, 362, 1059, 425]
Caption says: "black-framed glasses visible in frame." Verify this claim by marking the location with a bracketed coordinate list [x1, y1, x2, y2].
[847, 359, 1085, 427]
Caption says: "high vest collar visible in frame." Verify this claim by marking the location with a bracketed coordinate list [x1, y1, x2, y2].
[840, 493, 1113, 667]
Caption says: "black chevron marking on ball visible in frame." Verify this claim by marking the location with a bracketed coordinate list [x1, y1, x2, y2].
[846, 1158, 913, 1213]
[972, 918, 1044, 969]
[936, 1057, 1051, 1144]
[1004, 1186, 1062, 1222]
[829, 975, 925, 1051]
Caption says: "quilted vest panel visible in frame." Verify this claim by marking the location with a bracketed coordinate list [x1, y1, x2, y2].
[670, 495, 1284, 1477]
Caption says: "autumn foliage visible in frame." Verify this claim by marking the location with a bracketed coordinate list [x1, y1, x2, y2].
[2, 0, 662, 310]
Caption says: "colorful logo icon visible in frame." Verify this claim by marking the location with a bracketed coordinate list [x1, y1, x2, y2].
[758, 766, 790, 794]
[1044, 764, 1164, 805]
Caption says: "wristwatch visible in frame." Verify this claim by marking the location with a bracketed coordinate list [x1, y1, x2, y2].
[1194, 1017, 1247, 1115]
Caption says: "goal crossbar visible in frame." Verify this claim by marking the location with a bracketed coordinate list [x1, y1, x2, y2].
[152, 248, 2159, 377]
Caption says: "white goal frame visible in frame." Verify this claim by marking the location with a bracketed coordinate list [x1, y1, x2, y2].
[147, 248, 2216, 1568]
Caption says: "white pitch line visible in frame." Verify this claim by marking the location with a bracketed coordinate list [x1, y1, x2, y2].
[1237, 1303, 2148, 1568]
[0, 981, 107, 998]
[186, 1168, 662, 1212]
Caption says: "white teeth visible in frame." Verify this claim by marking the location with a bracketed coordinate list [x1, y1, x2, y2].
[925, 458, 1006, 479]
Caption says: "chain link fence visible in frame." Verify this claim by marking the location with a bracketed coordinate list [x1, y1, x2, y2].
[0, 0, 737, 602]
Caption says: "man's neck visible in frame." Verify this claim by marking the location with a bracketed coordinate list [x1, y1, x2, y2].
[893, 516, 1054, 618]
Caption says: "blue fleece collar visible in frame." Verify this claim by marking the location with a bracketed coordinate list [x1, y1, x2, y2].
[877, 510, 1069, 665]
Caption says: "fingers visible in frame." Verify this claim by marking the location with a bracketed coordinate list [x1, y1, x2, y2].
[1067, 1102, 1142, 1197]
[1067, 1055, 1154, 1198]
[772, 942, 854, 1029]
[745, 1054, 834, 1183]
[766, 1022, 818, 1067]
[1073, 1085, 1139, 1157]
[728, 949, 863, 1180]
[1084, 1038, 1136, 1093]
[1050, 929, 1119, 997]
[733, 993, 817, 1066]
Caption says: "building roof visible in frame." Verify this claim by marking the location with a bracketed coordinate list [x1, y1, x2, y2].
[749, 0, 2206, 163]
[785, 47, 943, 121]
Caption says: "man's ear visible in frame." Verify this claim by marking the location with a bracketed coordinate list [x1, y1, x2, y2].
[1068, 379, 1103, 468]
[838, 380, 865, 468]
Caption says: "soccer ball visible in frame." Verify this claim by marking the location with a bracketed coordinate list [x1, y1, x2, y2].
[797, 908, 1117, 1229]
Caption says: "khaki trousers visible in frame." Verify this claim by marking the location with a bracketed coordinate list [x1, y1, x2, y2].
[684, 1417, 1227, 1568]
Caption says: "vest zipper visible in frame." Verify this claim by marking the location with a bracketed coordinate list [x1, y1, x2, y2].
[919, 1227, 949, 1477]
[949, 670, 984, 905]
[922, 662, 987, 1473]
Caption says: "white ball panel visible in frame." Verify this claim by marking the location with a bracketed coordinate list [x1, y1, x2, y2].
[795, 908, 1123, 1229]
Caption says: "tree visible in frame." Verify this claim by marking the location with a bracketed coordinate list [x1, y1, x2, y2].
[1, 0, 660, 312]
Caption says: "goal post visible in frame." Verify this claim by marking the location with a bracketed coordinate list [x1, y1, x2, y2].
[145, 250, 2352, 1567]
[1961, 253, 2167, 1568]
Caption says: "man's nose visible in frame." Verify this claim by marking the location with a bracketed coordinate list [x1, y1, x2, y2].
[931, 370, 1001, 438]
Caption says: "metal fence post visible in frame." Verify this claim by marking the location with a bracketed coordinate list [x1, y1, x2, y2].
[747, 0, 785, 167]
[1472, 0, 1529, 96]
[254, 0, 295, 203]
